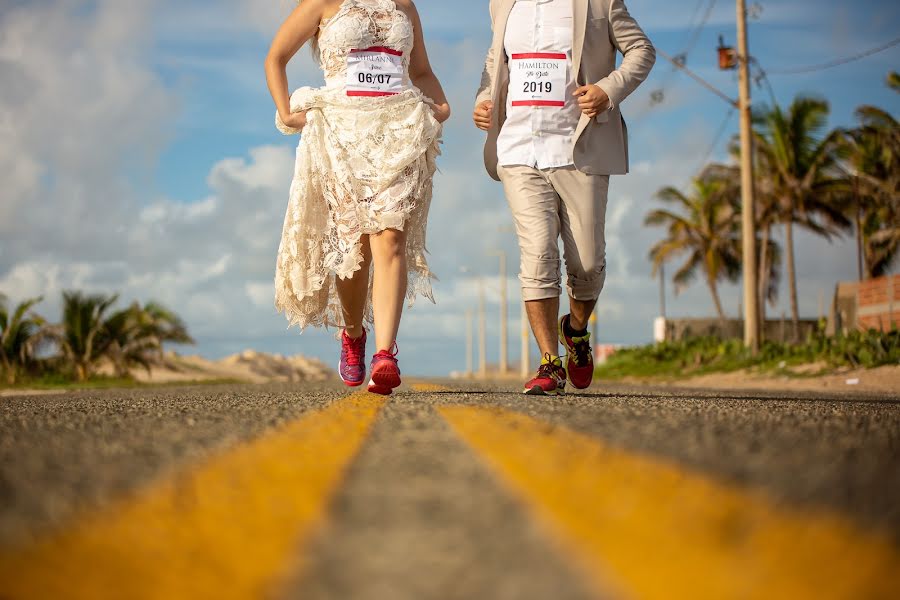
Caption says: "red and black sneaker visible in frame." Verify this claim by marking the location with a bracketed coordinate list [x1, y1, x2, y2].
[368, 343, 401, 396]
[523, 354, 567, 396]
[339, 329, 367, 387]
[558, 314, 594, 389]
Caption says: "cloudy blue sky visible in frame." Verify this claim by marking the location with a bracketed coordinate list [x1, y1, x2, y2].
[1, 0, 898, 375]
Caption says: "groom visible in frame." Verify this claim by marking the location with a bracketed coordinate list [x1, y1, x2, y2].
[473, 0, 655, 395]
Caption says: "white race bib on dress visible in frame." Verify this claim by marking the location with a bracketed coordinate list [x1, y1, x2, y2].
[346, 47, 407, 97]
[509, 52, 567, 107]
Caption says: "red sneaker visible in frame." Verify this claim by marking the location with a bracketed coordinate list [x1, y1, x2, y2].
[558, 314, 594, 389]
[523, 354, 567, 396]
[368, 344, 401, 396]
[339, 329, 367, 387]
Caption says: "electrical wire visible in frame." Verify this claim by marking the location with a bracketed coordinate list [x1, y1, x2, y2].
[657, 48, 738, 107]
[765, 36, 900, 75]
[699, 107, 737, 167]
[638, 0, 719, 117]
[681, 0, 718, 58]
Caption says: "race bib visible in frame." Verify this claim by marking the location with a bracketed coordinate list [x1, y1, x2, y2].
[509, 52, 567, 107]
[346, 47, 407, 97]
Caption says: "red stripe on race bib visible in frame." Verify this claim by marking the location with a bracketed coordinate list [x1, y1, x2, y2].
[350, 46, 403, 56]
[347, 90, 399, 97]
[512, 100, 566, 107]
[511, 52, 567, 60]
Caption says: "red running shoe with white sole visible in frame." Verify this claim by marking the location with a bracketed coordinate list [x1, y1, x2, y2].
[558, 314, 594, 390]
[368, 344, 401, 396]
[523, 354, 567, 396]
[339, 330, 367, 387]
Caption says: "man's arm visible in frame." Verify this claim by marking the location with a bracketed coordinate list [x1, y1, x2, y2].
[474, 0, 499, 130]
[595, 0, 656, 110]
[475, 0, 499, 107]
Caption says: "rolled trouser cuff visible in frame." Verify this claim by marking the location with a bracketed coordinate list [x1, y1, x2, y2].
[566, 266, 606, 302]
[521, 282, 563, 302]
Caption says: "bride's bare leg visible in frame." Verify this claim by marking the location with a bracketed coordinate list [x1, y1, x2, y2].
[334, 234, 372, 338]
[369, 228, 408, 352]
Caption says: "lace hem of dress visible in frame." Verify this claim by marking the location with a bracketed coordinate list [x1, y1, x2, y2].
[273, 85, 442, 332]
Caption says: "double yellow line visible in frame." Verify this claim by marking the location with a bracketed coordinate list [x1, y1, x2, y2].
[2, 384, 899, 599]
[0, 392, 385, 600]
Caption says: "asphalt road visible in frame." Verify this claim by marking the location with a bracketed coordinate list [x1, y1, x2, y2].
[0, 380, 898, 599]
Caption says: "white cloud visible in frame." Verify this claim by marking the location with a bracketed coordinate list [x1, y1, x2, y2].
[0, 0, 881, 375]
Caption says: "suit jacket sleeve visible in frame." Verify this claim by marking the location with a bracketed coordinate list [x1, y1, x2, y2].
[475, 0, 499, 109]
[595, 0, 655, 110]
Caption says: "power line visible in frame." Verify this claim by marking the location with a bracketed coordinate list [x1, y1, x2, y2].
[749, 58, 777, 107]
[699, 107, 737, 167]
[656, 47, 738, 107]
[766, 36, 900, 75]
[681, 0, 718, 58]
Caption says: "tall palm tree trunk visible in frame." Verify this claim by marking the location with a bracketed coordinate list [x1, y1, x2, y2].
[784, 219, 800, 342]
[1, 354, 15, 385]
[757, 224, 771, 340]
[707, 277, 728, 334]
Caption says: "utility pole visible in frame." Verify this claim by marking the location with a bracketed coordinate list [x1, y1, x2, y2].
[496, 252, 509, 374]
[478, 279, 487, 378]
[659, 262, 666, 318]
[737, 0, 759, 353]
[520, 299, 530, 378]
[465, 310, 474, 377]
[855, 176, 865, 281]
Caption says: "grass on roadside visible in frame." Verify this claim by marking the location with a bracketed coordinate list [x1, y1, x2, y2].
[1, 373, 248, 392]
[597, 328, 900, 381]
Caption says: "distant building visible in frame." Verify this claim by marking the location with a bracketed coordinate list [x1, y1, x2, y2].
[831, 274, 899, 334]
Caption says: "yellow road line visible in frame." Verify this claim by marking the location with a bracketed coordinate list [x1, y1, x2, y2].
[0, 392, 386, 600]
[410, 382, 450, 393]
[439, 406, 900, 600]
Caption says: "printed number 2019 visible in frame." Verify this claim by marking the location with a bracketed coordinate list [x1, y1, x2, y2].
[359, 73, 392, 85]
[523, 81, 552, 94]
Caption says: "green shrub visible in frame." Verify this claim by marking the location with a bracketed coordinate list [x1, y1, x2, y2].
[598, 327, 899, 379]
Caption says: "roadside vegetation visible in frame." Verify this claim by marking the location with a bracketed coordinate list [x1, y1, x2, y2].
[597, 327, 900, 380]
[646, 72, 899, 342]
[0, 291, 194, 388]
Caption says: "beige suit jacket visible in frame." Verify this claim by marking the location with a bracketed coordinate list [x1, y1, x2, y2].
[476, 0, 655, 181]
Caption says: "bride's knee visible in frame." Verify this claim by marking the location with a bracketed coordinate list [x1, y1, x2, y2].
[371, 229, 407, 261]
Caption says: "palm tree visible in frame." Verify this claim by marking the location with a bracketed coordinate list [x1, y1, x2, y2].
[753, 96, 851, 340]
[645, 169, 742, 328]
[103, 301, 195, 378]
[888, 71, 899, 92]
[53, 291, 119, 381]
[839, 79, 900, 278]
[0, 295, 47, 385]
[707, 161, 783, 328]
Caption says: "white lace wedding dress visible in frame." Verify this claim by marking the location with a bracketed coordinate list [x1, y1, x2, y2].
[274, 0, 442, 331]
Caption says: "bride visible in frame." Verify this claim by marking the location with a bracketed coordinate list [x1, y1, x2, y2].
[265, 0, 450, 395]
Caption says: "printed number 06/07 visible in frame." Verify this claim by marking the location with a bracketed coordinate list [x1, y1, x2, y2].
[523, 81, 552, 93]
[358, 73, 391, 85]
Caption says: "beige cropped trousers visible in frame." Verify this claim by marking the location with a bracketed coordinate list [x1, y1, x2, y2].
[498, 165, 610, 303]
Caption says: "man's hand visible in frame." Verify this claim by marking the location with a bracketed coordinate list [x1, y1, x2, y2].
[281, 110, 308, 131]
[574, 85, 610, 119]
[473, 100, 493, 131]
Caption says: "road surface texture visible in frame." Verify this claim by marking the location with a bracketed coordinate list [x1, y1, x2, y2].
[1, 380, 898, 599]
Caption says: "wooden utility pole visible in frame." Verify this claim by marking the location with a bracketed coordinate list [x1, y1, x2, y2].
[520, 299, 530, 378]
[497, 252, 509, 374]
[737, 0, 759, 353]
[478, 280, 487, 377]
[659, 262, 667, 318]
[465, 310, 474, 377]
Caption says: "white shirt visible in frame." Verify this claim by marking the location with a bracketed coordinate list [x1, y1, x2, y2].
[497, 0, 582, 170]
